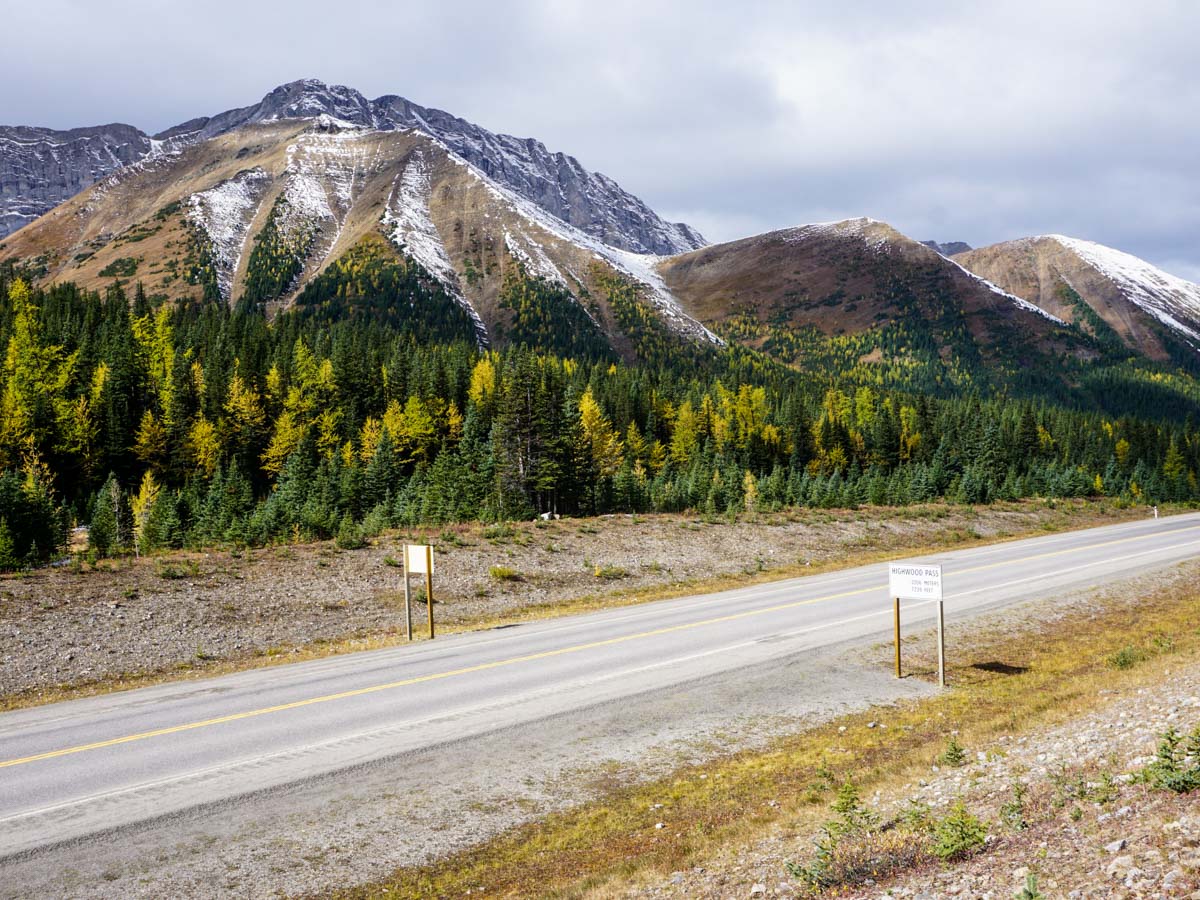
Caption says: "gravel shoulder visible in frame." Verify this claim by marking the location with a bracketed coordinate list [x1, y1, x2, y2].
[0, 500, 1140, 708]
[623, 565, 1200, 900]
[638, 670, 1200, 900]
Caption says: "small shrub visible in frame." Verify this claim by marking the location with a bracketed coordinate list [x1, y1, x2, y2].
[335, 514, 367, 550]
[1092, 771, 1120, 805]
[999, 781, 1028, 832]
[593, 564, 628, 580]
[489, 565, 521, 581]
[483, 523, 516, 541]
[932, 801, 988, 860]
[1138, 726, 1200, 793]
[938, 737, 969, 768]
[786, 781, 929, 890]
[898, 800, 933, 832]
[1108, 645, 1148, 670]
[1015, 873, 1044, 900]
[157, 559, 199, 580]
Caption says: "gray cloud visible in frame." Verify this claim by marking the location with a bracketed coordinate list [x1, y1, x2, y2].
[4, 0, 1197, 276]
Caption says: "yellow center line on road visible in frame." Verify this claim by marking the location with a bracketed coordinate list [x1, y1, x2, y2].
[2, 523, 1197, 770]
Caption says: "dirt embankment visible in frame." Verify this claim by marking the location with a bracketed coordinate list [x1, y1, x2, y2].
[0, 501, 1143, 708]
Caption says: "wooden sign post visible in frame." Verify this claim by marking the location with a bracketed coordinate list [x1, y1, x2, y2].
[887, 563, 945, 686]
[404, 544, 436, 640]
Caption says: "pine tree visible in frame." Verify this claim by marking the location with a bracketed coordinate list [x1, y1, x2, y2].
[89, 473, 121, 557]
[0, 518, 17, 571]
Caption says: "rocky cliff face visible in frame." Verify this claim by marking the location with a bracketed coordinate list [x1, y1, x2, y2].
[0, 123, 151, 236]
[0, 79, 705, 255]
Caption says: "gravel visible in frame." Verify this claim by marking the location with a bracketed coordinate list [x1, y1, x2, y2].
[0, 502, 1116, 705]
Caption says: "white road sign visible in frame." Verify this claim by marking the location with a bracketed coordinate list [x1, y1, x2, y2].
[888, 563, 943, 600]
[405, 544, 435, 574]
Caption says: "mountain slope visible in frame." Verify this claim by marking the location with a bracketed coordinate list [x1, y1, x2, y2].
[954, 236, 1200, 361]
[656, 218, 1080, 379]
[0, 79, 704, 256]
[0, 115, 714, 359]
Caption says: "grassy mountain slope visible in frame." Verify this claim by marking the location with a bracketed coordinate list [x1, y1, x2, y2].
[656, 218, 1091, 391]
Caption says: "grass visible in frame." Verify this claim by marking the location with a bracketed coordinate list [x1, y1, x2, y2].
[328, 561, 1200, 899]
[0, 501, 1169, 714]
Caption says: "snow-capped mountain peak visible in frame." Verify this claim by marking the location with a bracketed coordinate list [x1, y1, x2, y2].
[0, 79, 706, 257]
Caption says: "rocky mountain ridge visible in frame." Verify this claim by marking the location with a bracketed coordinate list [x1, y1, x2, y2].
[0, 79, 704, 256]
[921, 239, 972, 256]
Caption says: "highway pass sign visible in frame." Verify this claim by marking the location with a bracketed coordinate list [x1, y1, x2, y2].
[888, 563, 943, 601]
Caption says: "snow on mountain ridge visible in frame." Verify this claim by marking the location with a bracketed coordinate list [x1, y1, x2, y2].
[1045, 235, 1200, 341]
[382, 148, 488, 342]
[440, 149, 720, 344]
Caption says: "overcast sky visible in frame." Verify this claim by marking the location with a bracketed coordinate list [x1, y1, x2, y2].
[5, 0, 1198, 277]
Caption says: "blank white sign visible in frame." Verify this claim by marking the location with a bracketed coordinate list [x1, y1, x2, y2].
[888, 563, 942, 600]
[405, 544, 435, 574]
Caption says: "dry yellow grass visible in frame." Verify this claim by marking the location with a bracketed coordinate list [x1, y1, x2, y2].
[327, 561, 1200, 900]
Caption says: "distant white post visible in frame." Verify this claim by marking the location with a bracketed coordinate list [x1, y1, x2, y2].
[888, 562, 945, 686]
[405, 544, 436, 639]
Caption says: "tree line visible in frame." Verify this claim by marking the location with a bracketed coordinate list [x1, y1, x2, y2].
[0, 266, 1197, 569]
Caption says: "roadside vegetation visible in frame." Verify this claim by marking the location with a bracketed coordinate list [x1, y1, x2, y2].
[326, 562, 1200, 899]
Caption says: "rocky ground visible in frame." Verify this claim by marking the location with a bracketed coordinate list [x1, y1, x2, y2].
[0, 501, 1127, 707]
[637, 641, 1200, 899]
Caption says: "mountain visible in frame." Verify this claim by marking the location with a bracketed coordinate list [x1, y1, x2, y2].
[0, 114, 716, 358]
[0, 123, 152, 236]
[921, 240, 972, 256]
[656, 218, 1079, 373]
[0, 89, 1167, 379]
[954, 236, 1200, 361]
[0, 79, 704, 256]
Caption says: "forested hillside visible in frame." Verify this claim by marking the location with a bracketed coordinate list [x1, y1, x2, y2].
[1, 260, 1198, 570]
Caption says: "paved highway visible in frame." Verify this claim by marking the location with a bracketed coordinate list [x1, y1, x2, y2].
[1, 512, 1198, 865]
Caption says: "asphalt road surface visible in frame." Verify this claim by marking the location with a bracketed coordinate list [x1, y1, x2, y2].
[1, 512, 1198, 892]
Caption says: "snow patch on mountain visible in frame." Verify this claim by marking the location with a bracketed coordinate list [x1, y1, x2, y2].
[780, 218, 895, 253]
[186, 168, 271, 299]
[503, 230, 567, 286]
[384, 149, 456, 285]
[1048, 235, 1200, 341]
[277, 122, 379, 273]
[383, 149, 487, 342]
